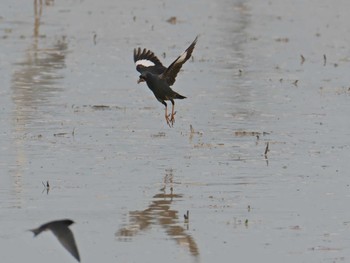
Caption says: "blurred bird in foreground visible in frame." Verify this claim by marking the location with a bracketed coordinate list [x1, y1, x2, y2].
[30, 219, 80, 262]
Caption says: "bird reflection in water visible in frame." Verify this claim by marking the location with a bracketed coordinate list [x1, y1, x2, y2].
[115, 169, 199, 258]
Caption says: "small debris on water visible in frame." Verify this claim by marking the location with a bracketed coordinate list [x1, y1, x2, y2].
[74, 105, 124, 111]
[151, 132, 166, 138]
[54, 132, 69, 137]
[189, 125, 203, 139]
[234, 131, 269, 137]
[42, 181, 50, 189]
[264, 142, 269, 156]
[190, 124, 195, 134]
[184, 210, 189, 222]
[42, 181, 50, 194]
[166, 16, 177, 24]
[275, 37, 289, 43]
[91, 105, 110, 110]
[93, 33, 97, 45]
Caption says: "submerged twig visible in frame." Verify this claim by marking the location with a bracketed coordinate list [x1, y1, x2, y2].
[264, 142, 269, 156]
[42, 181, 50, 194]
[189, 124, 202, 140]
[190, 124, 195, 134]
[93, 33, 97, 45]
[184, 210, 189, 222]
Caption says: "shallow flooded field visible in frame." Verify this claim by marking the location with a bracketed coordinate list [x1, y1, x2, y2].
[1, 0, 350, 262]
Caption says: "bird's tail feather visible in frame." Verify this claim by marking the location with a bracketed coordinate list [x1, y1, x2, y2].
[175, 94, 186, 99]
[29, 228, 41, 236]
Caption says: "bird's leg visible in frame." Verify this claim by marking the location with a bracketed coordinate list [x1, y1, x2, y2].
[169, 100, 176, 126]
[163, 102, 172, 127]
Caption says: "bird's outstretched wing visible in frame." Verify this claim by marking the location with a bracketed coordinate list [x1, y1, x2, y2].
[160, 36, 198, 86]
[51, 226, 81, 262]
[134, 48, 166, 75]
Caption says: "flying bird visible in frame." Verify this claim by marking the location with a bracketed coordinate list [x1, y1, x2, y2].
[134, 36, 198, 127]
[30, 219, 80, 262]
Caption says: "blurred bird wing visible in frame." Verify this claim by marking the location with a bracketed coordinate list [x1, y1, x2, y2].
[134, 47, 166, 74]
[160, 36, 198, 86]
[51, 226, 81, 262]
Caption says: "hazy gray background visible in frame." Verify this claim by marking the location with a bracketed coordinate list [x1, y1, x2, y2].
[1, 0, 350, 262]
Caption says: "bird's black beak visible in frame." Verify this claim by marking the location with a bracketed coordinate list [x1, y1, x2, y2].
[137, 76, 145, 84]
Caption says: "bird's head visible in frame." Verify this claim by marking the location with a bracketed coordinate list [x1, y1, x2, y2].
[137, 72, 148, 84]
[62, 219, 75, 226]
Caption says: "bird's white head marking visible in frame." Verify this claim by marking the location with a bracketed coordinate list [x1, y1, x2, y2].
[135, 59, 155, 67]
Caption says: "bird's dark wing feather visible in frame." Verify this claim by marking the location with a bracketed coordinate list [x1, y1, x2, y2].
[160, 36, 198, 86]
[134, 48, 166, 75]
[50, 226, 81, 262]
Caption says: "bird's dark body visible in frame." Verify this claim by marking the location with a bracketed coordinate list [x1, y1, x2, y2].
[141, 72, 186, 107]
[31, 219, 74, 236]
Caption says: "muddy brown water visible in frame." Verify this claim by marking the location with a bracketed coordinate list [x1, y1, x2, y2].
[1, 0, 350, 262]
